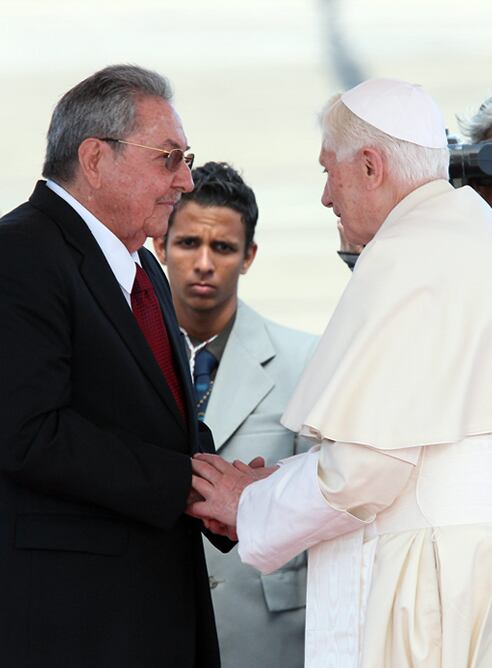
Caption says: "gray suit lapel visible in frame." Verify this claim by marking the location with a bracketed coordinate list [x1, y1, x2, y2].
[205, 303, 275, 449]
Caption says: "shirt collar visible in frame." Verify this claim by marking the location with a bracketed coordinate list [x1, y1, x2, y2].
[46, 179, 139, 294]
[184, 311, 237, 363]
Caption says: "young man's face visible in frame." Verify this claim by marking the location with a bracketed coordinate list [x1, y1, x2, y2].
[154, 201, 257, 320]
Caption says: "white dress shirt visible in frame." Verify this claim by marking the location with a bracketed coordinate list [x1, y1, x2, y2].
[46, 179, 140, 307]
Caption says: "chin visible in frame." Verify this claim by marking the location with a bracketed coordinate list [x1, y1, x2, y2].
[145, 215, 171, 239]
[187, 298, 216, 312]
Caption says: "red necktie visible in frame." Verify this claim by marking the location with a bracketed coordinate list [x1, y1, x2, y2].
[131, 264, 186, 419]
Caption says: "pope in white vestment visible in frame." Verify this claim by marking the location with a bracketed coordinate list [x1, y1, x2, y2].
[189, 79, 492, 668]
[238, 177, 492, 667]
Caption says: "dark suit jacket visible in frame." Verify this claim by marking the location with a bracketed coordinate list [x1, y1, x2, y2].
[0, 181, 224, 668]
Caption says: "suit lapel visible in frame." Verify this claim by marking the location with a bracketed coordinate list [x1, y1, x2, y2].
[30, 182, 186, 433]
[205, 302, 275, 449]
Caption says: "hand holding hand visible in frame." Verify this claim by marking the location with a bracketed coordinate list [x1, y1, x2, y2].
[201, 517, 238, 541]
[186, 453, 277, 528]
[233, 457, 278, 481]
[186, 487, 203, 506]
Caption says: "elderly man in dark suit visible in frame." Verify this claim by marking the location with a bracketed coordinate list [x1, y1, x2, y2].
[0, 64, 228, 668]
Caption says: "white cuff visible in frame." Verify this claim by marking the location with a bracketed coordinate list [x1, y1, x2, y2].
[237, 450, 368, 574]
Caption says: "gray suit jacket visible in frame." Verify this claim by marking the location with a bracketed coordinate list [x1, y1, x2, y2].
[204, 301, 318, 668]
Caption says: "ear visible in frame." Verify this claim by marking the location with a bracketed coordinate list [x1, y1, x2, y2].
[360, 148, 384, 190]
[241, 242, 258, 275]
[77, 138, 108, 189]
[153, 236, 167, 265]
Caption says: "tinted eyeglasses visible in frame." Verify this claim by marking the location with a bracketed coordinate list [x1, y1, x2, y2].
[100, 138, 194, 172]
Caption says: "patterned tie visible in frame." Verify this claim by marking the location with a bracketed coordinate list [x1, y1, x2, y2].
[194, 348, 217, 421]
[131, 264, 186, 419]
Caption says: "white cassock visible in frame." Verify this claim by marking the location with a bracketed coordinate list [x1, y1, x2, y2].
[236, 180, 492, 668]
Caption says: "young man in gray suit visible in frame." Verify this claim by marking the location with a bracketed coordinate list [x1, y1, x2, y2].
[154, 161, 317, 668]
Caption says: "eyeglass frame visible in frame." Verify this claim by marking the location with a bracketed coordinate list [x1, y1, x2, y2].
[99, 138, 194, 172]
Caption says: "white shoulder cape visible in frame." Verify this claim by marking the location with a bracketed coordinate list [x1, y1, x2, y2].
[282, 180, 492, 449]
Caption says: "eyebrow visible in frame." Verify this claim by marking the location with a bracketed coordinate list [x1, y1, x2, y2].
[173, 234, 200, 241]
[160, 139, 191, 151]
[173, 234, 239, 247]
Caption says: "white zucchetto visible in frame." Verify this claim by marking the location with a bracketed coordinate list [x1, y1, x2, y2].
[341, 78, 448, 149]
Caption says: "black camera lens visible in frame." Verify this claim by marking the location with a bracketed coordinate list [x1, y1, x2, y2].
[449, 141, 492, 186]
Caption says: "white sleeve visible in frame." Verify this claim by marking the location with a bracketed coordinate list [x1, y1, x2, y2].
[318, 441, 420, 520]
[237, 441, 419, 575]
[237, 448, 368, 574]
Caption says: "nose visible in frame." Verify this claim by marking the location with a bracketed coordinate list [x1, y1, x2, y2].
[194, 246, 214, 275]
[321, 181, 332, 209]
[173, 160, 194, 193]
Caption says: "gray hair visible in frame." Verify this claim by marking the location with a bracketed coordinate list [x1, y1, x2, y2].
[320, 94, 449, 186]
[42, 64, 173, 183]
[457, 96, 492, 143]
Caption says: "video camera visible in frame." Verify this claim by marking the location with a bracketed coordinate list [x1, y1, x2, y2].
[448, 139, 492, 188]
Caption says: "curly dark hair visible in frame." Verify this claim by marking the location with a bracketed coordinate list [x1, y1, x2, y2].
[168, 161, 258, 248]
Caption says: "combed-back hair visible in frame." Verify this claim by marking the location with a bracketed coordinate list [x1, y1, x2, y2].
[458, 96, 492, 144]
[42, 64, 173, 183]
[320, 94, 449, 186]
[169, 161, 258, 248]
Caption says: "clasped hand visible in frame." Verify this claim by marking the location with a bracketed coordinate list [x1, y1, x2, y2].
[186, 454, 278, 540]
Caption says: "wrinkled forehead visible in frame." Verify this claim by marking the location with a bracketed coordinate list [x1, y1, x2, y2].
[319, 145, 340, 169]
[134, 96, 189, 148]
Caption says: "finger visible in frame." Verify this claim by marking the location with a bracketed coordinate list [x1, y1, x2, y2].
[191, 474, 215, 499]
[186, 500, 210, 519]
[186, 489, 204, 505]
[227, 527, 238, 541]
[204, 518, 237, 540]
[232, 459, 250, 473]
[191, 459, 223, 485]
[248, 456, 265, 469]
[193, 453, 231, 473]
[204, 519, 225, 533]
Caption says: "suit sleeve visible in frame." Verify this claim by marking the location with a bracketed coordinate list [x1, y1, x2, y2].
[0, 227, 191, 531]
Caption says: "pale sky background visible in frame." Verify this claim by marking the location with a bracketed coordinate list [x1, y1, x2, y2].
[1, 0, 491, 333]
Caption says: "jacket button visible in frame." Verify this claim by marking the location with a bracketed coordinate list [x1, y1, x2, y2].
[209, 576, 223, 589]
